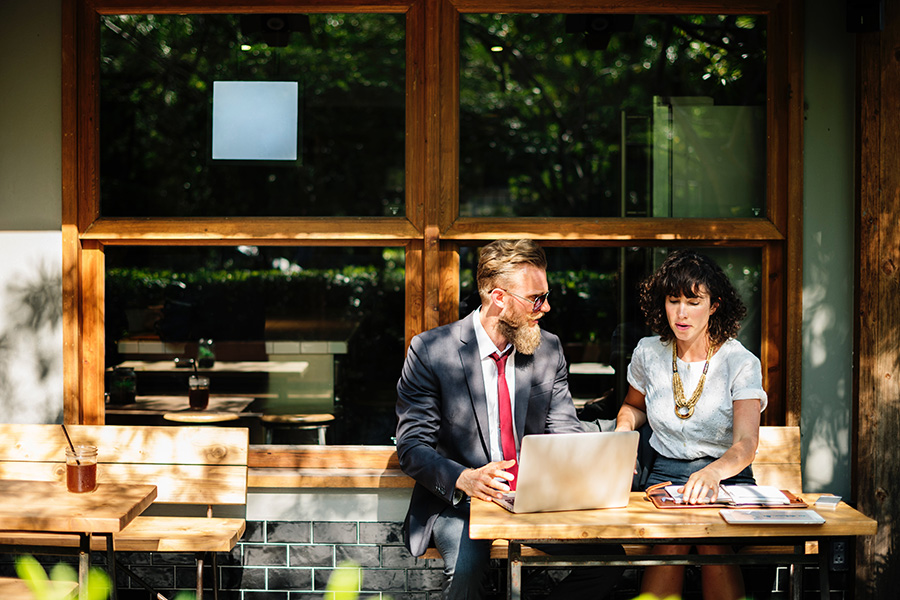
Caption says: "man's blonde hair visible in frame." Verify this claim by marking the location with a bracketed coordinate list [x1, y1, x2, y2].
[476, 239, 547, 303]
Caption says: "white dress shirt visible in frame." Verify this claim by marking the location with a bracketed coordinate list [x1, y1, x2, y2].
[473, 309, 518, 462]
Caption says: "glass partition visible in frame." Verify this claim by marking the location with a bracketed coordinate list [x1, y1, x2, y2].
[459, 14, 766, 218]
[104, 246, 405, 444]
[99, 13, 406, 217]
[459, 246, 762, 419]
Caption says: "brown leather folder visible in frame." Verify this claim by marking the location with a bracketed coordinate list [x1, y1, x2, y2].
[644, 481, 808, 509]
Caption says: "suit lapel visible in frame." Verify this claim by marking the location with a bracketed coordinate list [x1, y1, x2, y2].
[458, 312, 492, 463]
[513, 350, 533, 445]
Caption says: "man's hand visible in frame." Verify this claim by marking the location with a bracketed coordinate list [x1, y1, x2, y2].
[455, 460, 516, 501]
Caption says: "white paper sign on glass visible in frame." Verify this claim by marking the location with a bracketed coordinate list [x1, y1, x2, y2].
[212, 81, 298, 160]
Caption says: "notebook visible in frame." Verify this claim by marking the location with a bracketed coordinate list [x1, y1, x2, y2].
[493, 430, 639, 513]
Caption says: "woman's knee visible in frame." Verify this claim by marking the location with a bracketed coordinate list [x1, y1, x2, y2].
[697, 544, 735, 555]
[651, 544, 690, 555]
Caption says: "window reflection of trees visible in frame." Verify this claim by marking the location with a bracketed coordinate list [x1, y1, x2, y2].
[100, 14, 406, 218]
[459, 14, 766, 218]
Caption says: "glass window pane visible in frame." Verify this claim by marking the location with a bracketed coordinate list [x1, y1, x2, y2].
[459, 246, 761, 418]
[100, 14, 405, 217]
[459, 14, 766, 218]
[104, 246, 405, 445]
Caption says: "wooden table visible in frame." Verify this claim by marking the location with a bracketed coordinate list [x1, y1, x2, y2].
[469, 492, 877, 600]
[0, 480, 157, 600]
[114, 359, 310, 375]
[105, 394, 258, 416]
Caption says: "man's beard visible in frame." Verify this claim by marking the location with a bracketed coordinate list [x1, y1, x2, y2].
[498, 311, 543, 355]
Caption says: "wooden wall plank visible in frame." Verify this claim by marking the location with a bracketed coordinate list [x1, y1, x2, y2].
[762, 244, 785, 425]
[438, 0, 459, 232]
[782, 0, 805, 428]
[444, 218, 785, 242]
[80, 242, 105, 424]
[91, 1, 414, 13]
[855, 0, 900, 593]
[62, 0, 81, 424]
[249, 445, 400, 469]
[449, 1, 780, 13]
[405, 239, 424, 348]
[405, 0, 426, 231]
[83, 217, 421, 242]
[440, 242, 461, 324]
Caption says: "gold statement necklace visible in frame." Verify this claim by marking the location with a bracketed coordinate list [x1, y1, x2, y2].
[672, 342, 715, 419]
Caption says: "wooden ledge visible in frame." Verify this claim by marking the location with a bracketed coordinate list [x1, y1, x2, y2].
[249, 444, 412, 489]
[246, 427, 801, 490]
[249, 467, 413, 488]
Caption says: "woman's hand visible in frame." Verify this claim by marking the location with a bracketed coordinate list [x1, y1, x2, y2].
[679, 465, 725, 504]
[680, 398, 762, 504]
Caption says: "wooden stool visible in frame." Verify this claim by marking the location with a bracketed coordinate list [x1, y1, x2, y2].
[162, 412, 240, 424]
[261, 413, 335, 444]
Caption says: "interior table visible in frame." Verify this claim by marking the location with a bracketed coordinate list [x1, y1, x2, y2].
[105, 394, 258, 416]
[0, 480, 157, 600]
[469, 492, 877, 600]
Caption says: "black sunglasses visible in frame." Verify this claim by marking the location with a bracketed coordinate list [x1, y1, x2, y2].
[500, 289, 551, 313]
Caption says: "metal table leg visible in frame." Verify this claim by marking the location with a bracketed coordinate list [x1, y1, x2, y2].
[78, 534, 91, 600]
[507, 542, 522, 600]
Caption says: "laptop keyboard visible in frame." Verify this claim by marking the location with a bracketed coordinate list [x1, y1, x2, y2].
[494, 492, 516, 512]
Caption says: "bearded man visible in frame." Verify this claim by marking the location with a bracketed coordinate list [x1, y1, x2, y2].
[396, 239, 623, 600]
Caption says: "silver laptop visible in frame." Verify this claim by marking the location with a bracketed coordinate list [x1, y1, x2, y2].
[493, 431, 639, 513]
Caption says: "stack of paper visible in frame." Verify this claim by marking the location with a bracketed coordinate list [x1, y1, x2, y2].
[663, 484, 791, 505]
[721, 485, 791, 505]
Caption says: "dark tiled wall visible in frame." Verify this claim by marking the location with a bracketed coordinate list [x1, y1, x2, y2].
[0, 520, 849, 600]
[120, 520, 449, 600]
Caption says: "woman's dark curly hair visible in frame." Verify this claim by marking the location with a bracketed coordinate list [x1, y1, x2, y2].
[639, 250, 746, 345]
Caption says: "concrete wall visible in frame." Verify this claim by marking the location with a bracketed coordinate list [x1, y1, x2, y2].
[0, 1, 64, 423]
[800, 0, 857, 499]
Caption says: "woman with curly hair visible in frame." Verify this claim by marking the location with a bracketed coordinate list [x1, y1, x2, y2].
[615, 250, 766, 600]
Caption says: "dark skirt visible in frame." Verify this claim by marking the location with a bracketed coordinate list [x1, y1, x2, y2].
[646, 455, 756, 489]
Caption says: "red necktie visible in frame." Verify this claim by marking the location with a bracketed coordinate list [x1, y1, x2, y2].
[490, 349, 518, 490]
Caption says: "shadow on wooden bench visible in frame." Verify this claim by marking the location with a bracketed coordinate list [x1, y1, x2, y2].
[0, 424, 248, 600]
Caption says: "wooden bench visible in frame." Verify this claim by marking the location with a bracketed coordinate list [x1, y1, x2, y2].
[0, 577, 78, 600]
[0, 424, 248, 600]
[245, 426, 806, 565]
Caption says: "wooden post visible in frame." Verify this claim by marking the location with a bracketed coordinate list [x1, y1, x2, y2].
[855, 0, 900, 594]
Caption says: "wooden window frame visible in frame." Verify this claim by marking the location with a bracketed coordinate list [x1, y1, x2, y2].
[62, 0, 802, 429]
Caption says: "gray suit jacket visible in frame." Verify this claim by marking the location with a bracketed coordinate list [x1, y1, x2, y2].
[395, 310, 584, 557]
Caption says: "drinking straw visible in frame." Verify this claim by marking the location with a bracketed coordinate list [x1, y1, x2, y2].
[61, 423, 80, 465]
